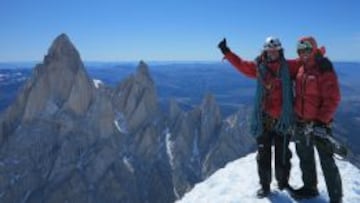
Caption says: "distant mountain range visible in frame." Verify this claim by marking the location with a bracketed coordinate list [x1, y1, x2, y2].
[0, 34, 255, 202]
[4, 61, 359, 115]
[1, 61, 256, 115]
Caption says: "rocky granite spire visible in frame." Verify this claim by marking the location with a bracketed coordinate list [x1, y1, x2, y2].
[5, 33, 94, 125]
[199, 93, 222, 155]
[46, 33, 80, 64]
[0, 33, 96, 148]
[112, 61, 158, 131]
[0, 34, 255, 203]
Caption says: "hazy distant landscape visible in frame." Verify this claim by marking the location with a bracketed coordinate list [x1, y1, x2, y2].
[1, 62, 256, 116]
[1, 61, 360, 166]
[1, 61, 359, 115]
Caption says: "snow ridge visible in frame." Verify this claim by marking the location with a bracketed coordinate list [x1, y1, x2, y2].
[178, 143, 360, 203]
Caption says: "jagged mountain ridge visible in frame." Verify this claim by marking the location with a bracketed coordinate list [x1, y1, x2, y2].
[0, 34, 255, 202]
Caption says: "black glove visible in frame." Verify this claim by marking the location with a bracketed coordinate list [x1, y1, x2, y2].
[218, 38, 230, 55]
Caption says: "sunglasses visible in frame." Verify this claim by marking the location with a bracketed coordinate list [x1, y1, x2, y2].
[297, 48, 313, 55]
[297, 40, 313, 55]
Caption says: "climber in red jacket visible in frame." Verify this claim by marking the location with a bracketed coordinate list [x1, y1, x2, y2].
[218, 37, 301, 198]
[291, 36, 342, 203]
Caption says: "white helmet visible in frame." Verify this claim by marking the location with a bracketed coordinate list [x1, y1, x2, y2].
[263, 36, 282, 51]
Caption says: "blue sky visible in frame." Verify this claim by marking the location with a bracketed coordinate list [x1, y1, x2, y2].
[1, 0, 359, 62]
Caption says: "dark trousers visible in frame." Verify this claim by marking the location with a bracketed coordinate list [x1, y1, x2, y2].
[295, 124, 343, 201]
[256, 129, 291, 188]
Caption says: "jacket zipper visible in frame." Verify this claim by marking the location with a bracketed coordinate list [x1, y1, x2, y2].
[301, 72, 307, 116]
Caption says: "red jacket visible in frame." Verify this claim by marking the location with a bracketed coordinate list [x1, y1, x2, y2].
[225, 51, 301, 119]
[294, 62, 341, 124]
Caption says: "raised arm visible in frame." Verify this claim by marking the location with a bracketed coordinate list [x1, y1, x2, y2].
[224, 51, 257, 78]
[218, 38, 257, 79]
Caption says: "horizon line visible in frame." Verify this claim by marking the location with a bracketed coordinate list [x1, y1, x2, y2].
[1, 59, 360, 64]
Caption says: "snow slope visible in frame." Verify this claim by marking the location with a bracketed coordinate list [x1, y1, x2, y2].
[177, 143, 360, 203]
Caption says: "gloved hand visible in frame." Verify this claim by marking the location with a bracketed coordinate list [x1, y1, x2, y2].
[218, 38, 230, 55]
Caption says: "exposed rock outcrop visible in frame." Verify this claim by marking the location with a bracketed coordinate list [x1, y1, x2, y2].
[0, 34, 255, 203]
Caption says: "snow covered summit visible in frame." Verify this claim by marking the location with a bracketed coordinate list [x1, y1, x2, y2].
[177, 143, 360, 203]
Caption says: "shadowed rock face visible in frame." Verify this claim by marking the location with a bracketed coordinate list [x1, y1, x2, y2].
[112, 60, 159, 132]
[0, 34, 255, 203]
[0, 33, 95, 138]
